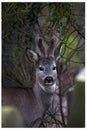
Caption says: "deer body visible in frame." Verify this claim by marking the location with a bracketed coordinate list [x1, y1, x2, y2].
[2, 85, 53, 127]
[2, 36, 62, 127]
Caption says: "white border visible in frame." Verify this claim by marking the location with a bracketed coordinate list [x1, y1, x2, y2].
[0, 1, 1, 129]
[85, 1, 87, 129]
[0, 1, 86, 130]
[0, 0, 86, 2]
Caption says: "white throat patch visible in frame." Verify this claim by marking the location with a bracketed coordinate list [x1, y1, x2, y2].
[39, 82, 58, 94]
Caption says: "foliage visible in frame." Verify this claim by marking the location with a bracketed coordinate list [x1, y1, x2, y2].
[2, 106, 24, 127]
[67, 69, 85, 127]
[2, 3, 75, 42]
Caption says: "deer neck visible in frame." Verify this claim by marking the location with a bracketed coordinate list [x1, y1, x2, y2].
[33, 82, 56, 110]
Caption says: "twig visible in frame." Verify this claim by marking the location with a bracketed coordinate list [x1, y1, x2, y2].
[58, 74, 66, 127]
[71, 24, 85, 39]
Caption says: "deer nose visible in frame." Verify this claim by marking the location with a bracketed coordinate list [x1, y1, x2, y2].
[44, 76, 53, 83]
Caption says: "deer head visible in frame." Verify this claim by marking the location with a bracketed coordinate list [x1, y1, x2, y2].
[26, 36, 62, 94]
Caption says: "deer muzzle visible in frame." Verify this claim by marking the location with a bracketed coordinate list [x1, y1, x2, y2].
[44, 76, 53, 85]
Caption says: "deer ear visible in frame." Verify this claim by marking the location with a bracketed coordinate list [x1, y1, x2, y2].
[54, 42, 62, 60]
[26, 48, 39, 63]
[35, 37, 45, 56]
[47, 36, 57, 56]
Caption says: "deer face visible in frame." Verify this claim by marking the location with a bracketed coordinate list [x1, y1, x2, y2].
[36, 57, 57, 87]
[26, 36, 62, 93]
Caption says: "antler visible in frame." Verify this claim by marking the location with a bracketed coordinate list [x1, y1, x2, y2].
[35, 37, 45, 57]
[47, 36, 58, 56]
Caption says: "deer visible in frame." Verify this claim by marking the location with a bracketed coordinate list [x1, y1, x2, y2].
[2, 36, 62, 127]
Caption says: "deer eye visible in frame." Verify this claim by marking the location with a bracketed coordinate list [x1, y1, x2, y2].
[53, 66, 56, 70]
[39, 67, 44, 71]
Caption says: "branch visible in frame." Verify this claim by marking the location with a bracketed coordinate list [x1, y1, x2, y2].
[71, 24, 85, 39]
[58, 74, 66, 127]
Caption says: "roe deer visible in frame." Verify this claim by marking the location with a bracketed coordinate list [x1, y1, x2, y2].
[2, 36, 62, 127]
